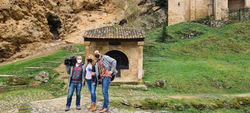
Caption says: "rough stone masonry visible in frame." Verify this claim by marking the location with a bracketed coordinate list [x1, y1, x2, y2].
[168, 0, 250, 25]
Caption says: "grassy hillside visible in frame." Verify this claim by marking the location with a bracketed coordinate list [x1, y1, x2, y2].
[143, 20, 250, 94]
[0, 20, 249, 113]
[0, 45, 85, 96]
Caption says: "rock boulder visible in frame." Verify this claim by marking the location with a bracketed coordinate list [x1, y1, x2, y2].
[6, 76, 27, 85]
[154, 79, 166, 88]
[34, 71, 50, 83]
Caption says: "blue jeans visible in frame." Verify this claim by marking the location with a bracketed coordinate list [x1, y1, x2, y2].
[86, 80, 97, 103]
[102, 77, 111, 108]
[66, 82, 82, 107]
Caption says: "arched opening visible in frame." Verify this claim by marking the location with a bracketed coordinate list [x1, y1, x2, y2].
[105, 50, 129, 77]
[46, 13, 62, 40]
[228, 0, 245, 9]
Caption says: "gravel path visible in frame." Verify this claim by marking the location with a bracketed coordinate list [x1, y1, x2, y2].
[0, 90, 53, 113]
[30, 95, 171, 113]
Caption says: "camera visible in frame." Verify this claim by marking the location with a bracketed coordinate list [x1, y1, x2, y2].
[64, 56, 77, 66]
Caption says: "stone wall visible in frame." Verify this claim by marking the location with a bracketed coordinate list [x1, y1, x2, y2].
[168, 0, 212, 25]
[168, 0, 186, 25]
[84, 41, 144, 82]
[167, 0, 250, 25]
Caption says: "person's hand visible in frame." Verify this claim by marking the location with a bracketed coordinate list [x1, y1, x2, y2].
[108, 71, 113, 75]
[91, 72, 95, 76]
[93, 83, 96, 86]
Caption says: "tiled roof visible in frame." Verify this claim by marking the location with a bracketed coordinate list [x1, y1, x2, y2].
[83, 26, 145, 40]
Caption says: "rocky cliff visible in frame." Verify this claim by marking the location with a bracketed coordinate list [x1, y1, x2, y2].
[0, 0, 167, 63]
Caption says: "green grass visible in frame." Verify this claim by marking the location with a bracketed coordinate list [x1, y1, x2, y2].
[0, 45, 85, 96]
[111, 96, 250, 113]
[0, 45, 84, 112]
[143, 20, 250, 94]
[171, 107, 250, 113]
[0, 49, 67, 76]
[0, 45, 85, 76]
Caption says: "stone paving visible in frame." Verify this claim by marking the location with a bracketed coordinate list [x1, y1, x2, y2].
[30, 96, 171, 113]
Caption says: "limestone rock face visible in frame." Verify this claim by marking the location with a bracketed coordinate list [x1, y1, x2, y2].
[0, 0, 10, 10]
[0, 0, 166, 63]
[0, 0, 55, 62]
[0, 0, 117, 63]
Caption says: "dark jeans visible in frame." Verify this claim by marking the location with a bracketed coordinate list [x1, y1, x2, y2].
[66, 82, 82, 107]
[86, 80, 97, 103]
[102, 77, 111, 108]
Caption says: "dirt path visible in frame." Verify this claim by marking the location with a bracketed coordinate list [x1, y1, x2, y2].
[30, 94, 171, 113]
[26, 91, 250, 113]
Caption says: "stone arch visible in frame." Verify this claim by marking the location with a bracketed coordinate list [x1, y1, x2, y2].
[105, 50, 129, 77]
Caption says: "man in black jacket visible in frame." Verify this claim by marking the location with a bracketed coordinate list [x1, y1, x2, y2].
[65, 56, 85, 111]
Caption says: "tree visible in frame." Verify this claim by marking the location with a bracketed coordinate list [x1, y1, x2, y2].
[159, 22, 167, 42]
[156, 0, 168, 43]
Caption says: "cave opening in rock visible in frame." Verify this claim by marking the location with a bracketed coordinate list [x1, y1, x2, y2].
[46, 13, 62, 40]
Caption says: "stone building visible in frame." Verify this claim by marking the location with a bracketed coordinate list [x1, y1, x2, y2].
[168, 0, 250, 25]
[83, 26, 145, 83]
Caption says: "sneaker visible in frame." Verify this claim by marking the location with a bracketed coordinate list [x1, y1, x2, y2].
[65, 106, 70, 111]
[76, 106, 81, 110]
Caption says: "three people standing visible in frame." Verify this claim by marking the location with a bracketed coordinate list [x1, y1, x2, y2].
[65, 50, 117, 113]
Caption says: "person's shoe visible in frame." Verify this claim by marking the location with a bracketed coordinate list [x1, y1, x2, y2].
[99, 108, 108, 112]
[76, 106, 81, 110]
[99, 107, 104, 111]
[65, 106, 70, 111]
[88, 102, 93, 110]
[91, 102, 96, 111]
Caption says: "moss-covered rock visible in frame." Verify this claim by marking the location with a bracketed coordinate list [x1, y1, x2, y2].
[191, 101, 209, 110]
[130, 100, 143, 108]
[6, 76, 28, 85]
[19, 103, 31, 113]
[141, 98, 161, 110]
[174, 103, 185, 111]
[110, 100, 122, 107]
[237, 97, 250, 105]
[214, 99, 225, 109]
[229, 98, 241, 109]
